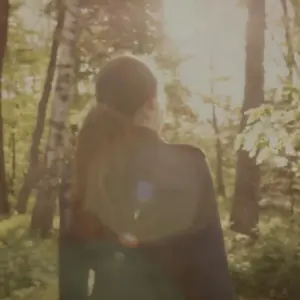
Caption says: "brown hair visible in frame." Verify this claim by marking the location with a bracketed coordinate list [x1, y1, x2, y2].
[68, 55, 158, 240]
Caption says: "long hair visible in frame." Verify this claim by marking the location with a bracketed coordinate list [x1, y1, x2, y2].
[68, 55, 158, 240]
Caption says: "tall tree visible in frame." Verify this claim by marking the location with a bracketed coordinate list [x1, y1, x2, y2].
[30, 0, 80, 236]
[0, 0, 10, 215]
[208, 60, 226, 198]
[212, 103, 226, 197]
[280, 0, 298, 213]
[16, 6, 65, 214]
[230, 0, 266, 236]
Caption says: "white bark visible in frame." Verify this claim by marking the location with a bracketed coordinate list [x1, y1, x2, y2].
[46, 0, 80, 171]
[30, 0, 80, 234]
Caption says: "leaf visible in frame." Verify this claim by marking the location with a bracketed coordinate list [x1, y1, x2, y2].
[256, 148, 272, 164]
[273, 156, 289, 168]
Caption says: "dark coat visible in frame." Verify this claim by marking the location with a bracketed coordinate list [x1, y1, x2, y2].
[58, 127, 235, 300]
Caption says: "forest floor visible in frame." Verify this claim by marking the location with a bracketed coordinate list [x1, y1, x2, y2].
[0, 203, 297, 300]
[0, 215, 58, 300]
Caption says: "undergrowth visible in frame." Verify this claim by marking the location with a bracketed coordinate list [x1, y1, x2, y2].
[0, 208, 300, 300]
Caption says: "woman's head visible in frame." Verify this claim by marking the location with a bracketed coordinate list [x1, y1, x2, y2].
[95, 55, 165, 131]
[70, 55, 165, 233]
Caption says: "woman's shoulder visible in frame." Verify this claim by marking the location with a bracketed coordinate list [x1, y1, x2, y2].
[152, 141, 210, 183]
[161, 142, 207, 166]
[169, 143, 206, 157]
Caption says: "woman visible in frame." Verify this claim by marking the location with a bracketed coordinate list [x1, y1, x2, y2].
[59, 55, 235, 300]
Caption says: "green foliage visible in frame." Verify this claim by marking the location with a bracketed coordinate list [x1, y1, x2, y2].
[237, 85, 300, 168]
[2, 6, 51, 198]
[0, 216, 57, 299]
[76, 0, 164, 78]
[228, 216, 300, 300]
[2, 209, 300, 300]
[235, 84, 300, 205]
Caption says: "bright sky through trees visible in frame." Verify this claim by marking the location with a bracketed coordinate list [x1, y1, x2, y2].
[163, 0, 285, 120]
[20, 0, 286, 121]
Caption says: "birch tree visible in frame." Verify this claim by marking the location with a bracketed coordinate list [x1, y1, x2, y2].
[16, 6, 65, 214]
[31, 0, 80, 236]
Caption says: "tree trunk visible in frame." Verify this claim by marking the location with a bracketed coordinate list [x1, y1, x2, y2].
[0, 0, 10, 215]
[280, 0, 297, 214]
[16, 7, 65, 214]
[281, 0, 300, 79]
[7, 131, 16, 196]
[230, 0, 265, 236]
[209, 59, 226, 198]
[30, 0, 79, 237]
[212, 104, 226, 197]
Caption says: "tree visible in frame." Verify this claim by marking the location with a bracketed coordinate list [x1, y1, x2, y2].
[280, 0, 298, 213]
[0, 0, 10, 215]
[208, 59, 226, 198]
[30, 0, 80, 236]
[75, 0, 164, 80]
[16, 6, 65, 214]
[236, 0, 300, 215]
[230, 0, 266, 236]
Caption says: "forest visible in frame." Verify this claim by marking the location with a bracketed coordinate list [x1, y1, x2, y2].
[0, 0, 300, 299]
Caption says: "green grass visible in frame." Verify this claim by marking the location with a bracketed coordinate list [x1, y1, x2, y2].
[0, 201, 299, 300]
[0, 215, 58, 300]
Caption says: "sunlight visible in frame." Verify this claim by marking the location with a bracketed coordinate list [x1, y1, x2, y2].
[162, 0, 247, 120]
[21, 0, 287, 123]
[162, 0, 286, 121]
